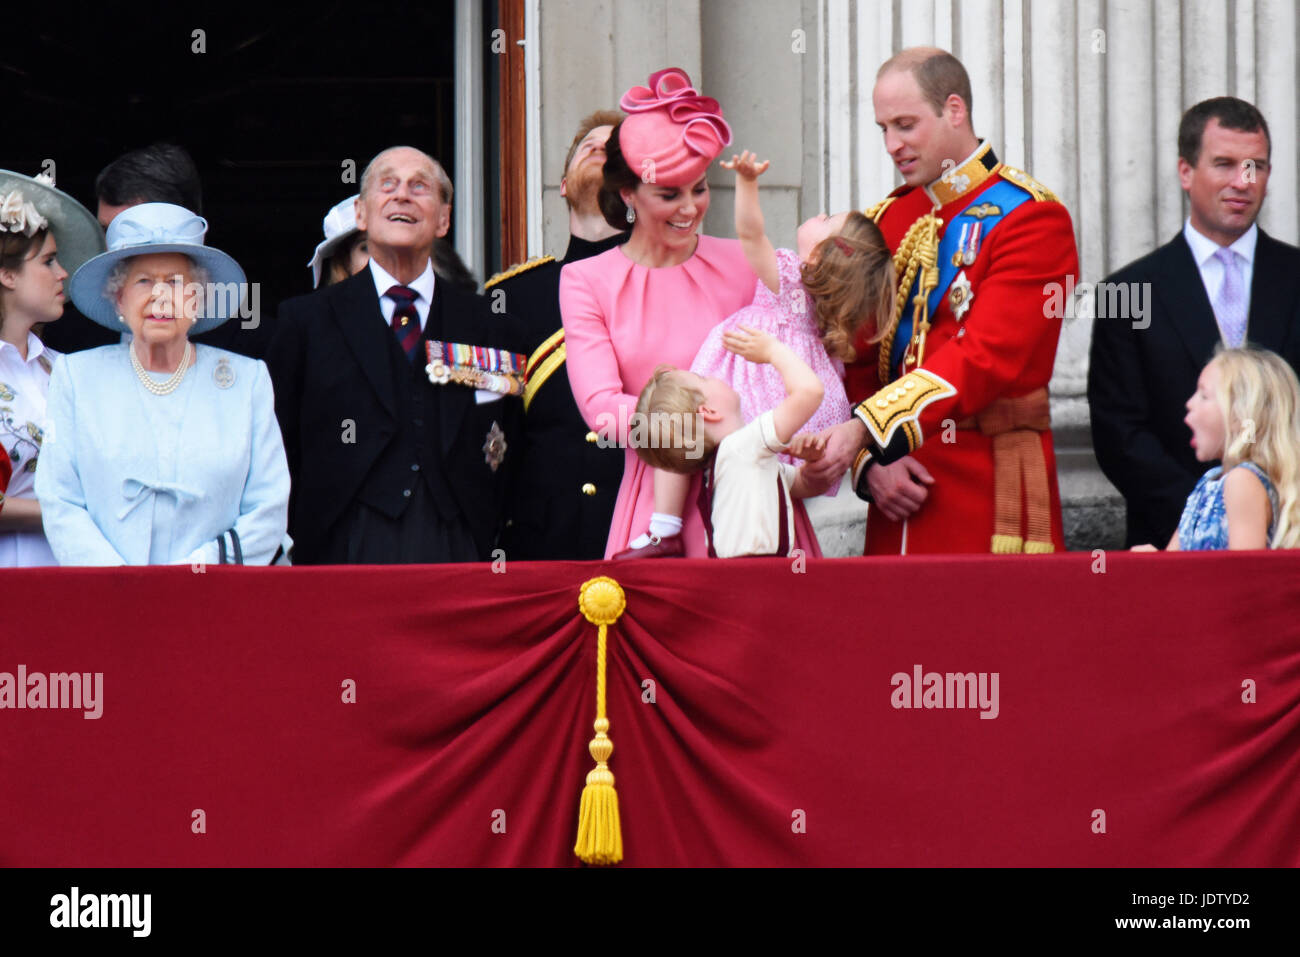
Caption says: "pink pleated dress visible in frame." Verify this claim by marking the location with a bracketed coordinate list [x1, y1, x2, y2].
[690, 247, 850, 487]
[560, 235, 824, 559]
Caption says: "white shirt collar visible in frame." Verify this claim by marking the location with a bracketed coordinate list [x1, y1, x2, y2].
[0, 331, 48, 364]
[368, 256, 436, 305]
[1184, 219, 1258, 267]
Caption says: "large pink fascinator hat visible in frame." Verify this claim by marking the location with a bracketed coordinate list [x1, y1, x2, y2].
[618, 68, 732, 187]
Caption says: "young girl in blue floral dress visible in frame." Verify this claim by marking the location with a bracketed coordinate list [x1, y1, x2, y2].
[1134, 347, 1300, 551]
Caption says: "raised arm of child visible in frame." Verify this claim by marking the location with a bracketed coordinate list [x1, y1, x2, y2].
[722, 325, 823, 444]
[719, 151, 779, 294]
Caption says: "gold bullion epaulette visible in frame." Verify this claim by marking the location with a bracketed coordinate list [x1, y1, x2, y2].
[484, 255, 556, 290]
[864, 183, 911, 223]
[997, 165, 1058, 203]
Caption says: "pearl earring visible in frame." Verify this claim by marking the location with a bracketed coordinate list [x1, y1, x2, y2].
[625, 205, 636, 224]
[118, 314, 127, 326]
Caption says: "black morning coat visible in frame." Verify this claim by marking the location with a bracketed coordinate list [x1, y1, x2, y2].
[1088, 227, 1300, 547]
[267, 268, 524, 564]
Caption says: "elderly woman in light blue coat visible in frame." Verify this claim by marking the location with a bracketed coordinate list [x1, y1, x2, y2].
[36, 203, 289, 565]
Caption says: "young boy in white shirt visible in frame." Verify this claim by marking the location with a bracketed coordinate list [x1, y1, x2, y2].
[632, 326, 826, 557]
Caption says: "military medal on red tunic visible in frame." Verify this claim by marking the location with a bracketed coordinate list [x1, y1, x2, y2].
[951, 222, 983, 266]
[949, 270, 974, 322]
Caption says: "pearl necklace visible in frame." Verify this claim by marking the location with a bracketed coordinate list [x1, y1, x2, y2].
[130, 341, 193, 396]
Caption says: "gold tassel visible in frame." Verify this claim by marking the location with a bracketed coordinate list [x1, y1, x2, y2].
[574, 576, 627, 865]
[1024, 540, 1056, 554]
[991, 534, 1024, 554]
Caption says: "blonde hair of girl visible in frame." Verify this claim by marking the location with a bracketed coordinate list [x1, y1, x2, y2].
[1212, 346, 1300, 547]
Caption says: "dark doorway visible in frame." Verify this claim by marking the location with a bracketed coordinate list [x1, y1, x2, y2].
[6, 1, 457, 339]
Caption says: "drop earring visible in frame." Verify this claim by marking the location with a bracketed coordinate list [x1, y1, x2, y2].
[625, 205, 636, 224]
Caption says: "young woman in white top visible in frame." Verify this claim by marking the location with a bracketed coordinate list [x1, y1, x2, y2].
[0, 170, 104, 566]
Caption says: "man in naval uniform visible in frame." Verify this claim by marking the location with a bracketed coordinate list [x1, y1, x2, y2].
[488, 111, 628, 560]
[809, 47, 1079, 555]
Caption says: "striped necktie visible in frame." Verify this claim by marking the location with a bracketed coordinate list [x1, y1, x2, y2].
[386, 285, 421, 360]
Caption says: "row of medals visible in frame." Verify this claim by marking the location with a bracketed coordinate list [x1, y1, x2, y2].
[427, 360, 524, 396]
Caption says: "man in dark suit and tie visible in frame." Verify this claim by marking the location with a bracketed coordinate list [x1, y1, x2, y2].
[267, 146, 521, 564]
[1089, 97, 1300, 547]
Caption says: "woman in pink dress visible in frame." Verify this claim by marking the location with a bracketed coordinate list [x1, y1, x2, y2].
[560, 67, 824, 559]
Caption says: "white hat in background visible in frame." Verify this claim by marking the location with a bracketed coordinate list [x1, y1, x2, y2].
[307, 195, 361, 288]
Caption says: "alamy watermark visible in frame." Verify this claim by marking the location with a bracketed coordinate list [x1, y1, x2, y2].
[150, 278, 262, 330]
[50, 887, 150, 937]
[0, 665, 102, 718]
[594, 407, 706, 460]
[1044, 275, 1151, 329]
[890, 664, 999, 719]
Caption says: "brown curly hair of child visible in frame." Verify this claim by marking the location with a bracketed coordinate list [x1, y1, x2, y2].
[799, 212, 896, 363]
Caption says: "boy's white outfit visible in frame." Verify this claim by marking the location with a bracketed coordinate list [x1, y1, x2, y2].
[704, 409, 797, 558]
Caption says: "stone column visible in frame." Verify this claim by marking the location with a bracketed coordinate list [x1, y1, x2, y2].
[537, 0, 703, 257]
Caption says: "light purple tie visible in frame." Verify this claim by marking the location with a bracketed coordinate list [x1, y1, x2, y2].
[1213, 247, 1247, 347]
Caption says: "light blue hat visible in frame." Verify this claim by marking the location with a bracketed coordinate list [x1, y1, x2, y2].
[69, 202, 247, 335]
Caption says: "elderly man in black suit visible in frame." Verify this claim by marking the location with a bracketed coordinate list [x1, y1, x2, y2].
[1089, 97, 1300, 547]
[267, 146, 522, 564]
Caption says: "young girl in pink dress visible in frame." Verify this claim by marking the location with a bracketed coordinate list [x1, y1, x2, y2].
[615, 151, 897, 557]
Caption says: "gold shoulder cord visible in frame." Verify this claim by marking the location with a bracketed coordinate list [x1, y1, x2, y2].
[866, 197, 943, 387]
[484, 255, 556, 290]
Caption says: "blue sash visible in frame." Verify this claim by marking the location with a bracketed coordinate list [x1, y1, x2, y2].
[889, 178, 1033, 373]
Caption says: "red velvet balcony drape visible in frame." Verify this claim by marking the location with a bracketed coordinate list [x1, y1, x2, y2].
[2, 553, 1297, 866]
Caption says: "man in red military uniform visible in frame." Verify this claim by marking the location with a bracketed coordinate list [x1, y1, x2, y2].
[810, 47, 1079, 555]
